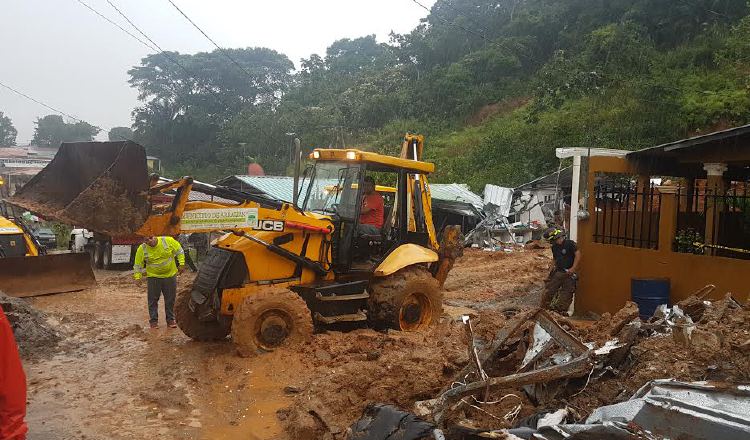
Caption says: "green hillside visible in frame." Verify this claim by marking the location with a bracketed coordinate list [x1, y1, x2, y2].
[129, 0, 750, 190]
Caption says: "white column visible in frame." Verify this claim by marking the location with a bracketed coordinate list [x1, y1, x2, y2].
[703, 163, 728, 177]
[569, 155, 581, 241]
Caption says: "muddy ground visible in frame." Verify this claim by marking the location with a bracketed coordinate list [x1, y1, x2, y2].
[19, 248, 749, 439]
[20, 248, 548, 439]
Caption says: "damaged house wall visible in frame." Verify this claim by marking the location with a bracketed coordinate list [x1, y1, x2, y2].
[575, 154, 750, 316]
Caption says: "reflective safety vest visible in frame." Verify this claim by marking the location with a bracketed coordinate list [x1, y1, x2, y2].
[133, 236, 185, 280]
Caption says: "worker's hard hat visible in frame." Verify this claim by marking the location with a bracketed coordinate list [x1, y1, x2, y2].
[544, 228, 565, 241]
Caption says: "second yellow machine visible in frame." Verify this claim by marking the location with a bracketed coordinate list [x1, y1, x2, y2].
[12, 135, 462, 355]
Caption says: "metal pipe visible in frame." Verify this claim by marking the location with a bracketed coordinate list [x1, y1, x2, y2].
[292, 137, 301, 207]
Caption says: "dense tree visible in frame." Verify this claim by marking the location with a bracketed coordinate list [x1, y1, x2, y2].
[0, 112, 17, 146]
[125, 0, 750, 187]
[108, 126, 134, 141]
[128, 48, 294, 170]
[32, 115, 99, 148]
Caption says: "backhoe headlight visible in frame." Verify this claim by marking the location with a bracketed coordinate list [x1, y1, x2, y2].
[346, 151, 357, 160]
[312, 151, 320, 159]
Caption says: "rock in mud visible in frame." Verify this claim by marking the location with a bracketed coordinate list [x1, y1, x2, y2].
[0, 291, 61, 357]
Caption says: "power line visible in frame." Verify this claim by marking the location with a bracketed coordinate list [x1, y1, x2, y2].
[0, 79, 131, 141]
[74, 0, 157, 52]
[104, 0, 170, 59]
[85, 0, 240, 112]
[165, 0, 255, 80]
[162, 0, 294, 143]
[79, 0, 225, 109]
[102, 0, 207, 88]
[0, 81, 98, 128]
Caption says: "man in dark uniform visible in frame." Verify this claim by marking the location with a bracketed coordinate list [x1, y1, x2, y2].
[541, 228, 581, 313]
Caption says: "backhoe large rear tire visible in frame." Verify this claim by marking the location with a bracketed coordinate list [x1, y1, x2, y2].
[175, 287, 230, 341]
[231, 288, 313, 357]
[368, 265, 442, 331]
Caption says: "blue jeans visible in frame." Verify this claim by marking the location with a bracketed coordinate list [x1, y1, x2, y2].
[147, 276, 177, 323]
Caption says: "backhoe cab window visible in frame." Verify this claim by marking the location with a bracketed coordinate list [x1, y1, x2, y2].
[303, 162, 361, 220]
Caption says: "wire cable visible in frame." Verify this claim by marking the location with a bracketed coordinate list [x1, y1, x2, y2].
[0, 81, 92, 127]
[0, 79, 134, 142]
[104, 0, 169, 55]
[75, 0, 158, 52]
[102, 0, 214, 92]
[165, 0, 255, 79]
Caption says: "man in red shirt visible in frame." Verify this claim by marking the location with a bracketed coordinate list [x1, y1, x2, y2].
[0, 305, 28, 440]
[358, 176, 384, 235]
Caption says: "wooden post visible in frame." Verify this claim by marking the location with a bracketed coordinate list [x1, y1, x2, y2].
[703, 163, 728, 256]
[636, 174, 650, 212]
[657, 185, 679, 253]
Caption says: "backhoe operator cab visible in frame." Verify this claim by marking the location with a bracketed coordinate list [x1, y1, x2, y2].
[301, 147, 436, 273]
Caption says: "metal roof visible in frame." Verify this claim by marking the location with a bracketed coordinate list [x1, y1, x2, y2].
[430, 183, 485, 209]
[218, 176, 298, 202]
[628, 123, 750, 156]
[187, 191, 238, 205]
[216, 175, 485, 208]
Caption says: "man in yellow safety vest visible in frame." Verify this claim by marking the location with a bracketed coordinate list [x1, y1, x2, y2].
[133, 236, 186, 329]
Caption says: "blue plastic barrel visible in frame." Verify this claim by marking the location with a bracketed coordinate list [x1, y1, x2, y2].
[631, 278, 670, 319]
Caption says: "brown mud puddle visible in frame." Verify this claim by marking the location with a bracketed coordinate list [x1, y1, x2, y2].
[24, 271, 297, 440]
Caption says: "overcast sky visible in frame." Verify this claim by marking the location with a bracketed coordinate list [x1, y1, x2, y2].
[0, 0, 435, 144]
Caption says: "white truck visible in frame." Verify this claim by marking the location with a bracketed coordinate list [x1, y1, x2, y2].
[69, 229, 141, 270]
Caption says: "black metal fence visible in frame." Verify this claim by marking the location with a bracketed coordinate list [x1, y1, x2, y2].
[593, 178, 661, 249]
[676, 181, 750, 259]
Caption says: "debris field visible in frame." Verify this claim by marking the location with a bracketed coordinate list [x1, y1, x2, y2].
[11, 248, 750, 439]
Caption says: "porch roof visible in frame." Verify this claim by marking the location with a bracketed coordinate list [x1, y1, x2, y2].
[627, 124, 750, 178]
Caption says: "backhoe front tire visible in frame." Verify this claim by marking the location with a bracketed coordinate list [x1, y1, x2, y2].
[368, 266, 442, 331]
[175, 287, 230, 341]
[231, 288, 313, 357]
[102, 242, 112, 270]
[93, 242, 103, 269]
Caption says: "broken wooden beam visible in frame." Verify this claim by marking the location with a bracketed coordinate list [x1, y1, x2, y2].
[432, 352, 593, 422]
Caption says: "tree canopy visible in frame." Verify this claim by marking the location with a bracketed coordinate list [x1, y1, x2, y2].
[0, 112, 17, 146]
[108, 126, 134, 142]
[126, 0, 750, 187]
[32, 115, 100, 148]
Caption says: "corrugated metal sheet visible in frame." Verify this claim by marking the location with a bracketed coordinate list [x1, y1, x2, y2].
[227, 176, 297, 202]
[218, 176, 485, 209]
[483, 184, 513, 217]
[187, 191, 238, 205]
[430, 183, 484, 209]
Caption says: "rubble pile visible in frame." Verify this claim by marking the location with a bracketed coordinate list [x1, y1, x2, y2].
[0, 291, 62, 358]
[314, 289, 749, 440]
[279, 325, 470, 440]
[565, 294, 750, 416]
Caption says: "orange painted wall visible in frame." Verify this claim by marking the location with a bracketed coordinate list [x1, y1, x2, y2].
[575, 243, 750, 315]
[575, 156, 750, 315]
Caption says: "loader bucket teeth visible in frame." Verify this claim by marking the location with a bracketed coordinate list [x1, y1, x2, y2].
[10, 141, 150, 235]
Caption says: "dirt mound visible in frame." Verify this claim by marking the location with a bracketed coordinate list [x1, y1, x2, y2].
[279, 324, 469, 439]
[444, 249, 549, 307]
[0, 291, 62, 358]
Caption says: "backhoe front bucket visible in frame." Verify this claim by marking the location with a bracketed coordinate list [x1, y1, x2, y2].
[10, 141, 150, 236]
[0, 253, 96, 297]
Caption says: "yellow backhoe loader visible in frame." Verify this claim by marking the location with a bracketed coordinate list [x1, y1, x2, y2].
[0, 215, 96, 297]
[11, 136, 462, 355]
